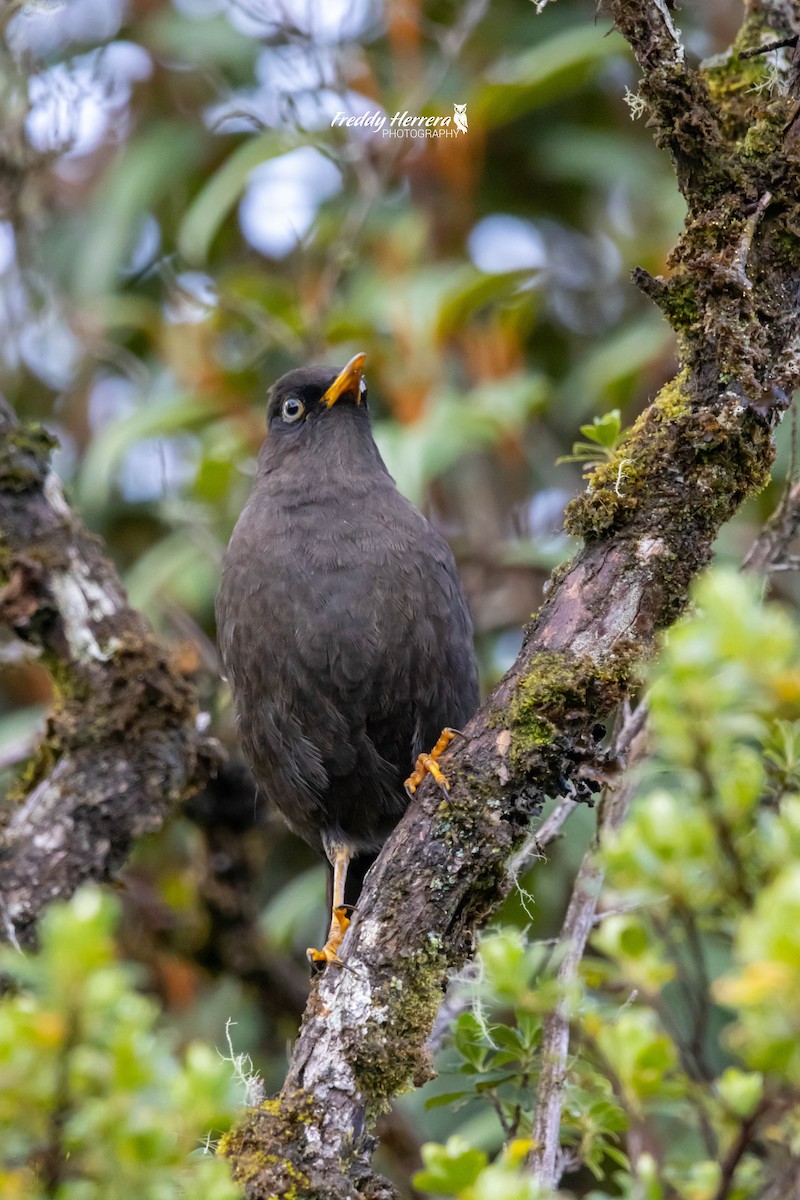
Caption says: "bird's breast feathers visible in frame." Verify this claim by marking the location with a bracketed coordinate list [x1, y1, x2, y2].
[219, 487, 469, 696]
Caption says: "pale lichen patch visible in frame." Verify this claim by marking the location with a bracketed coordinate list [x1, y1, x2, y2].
[637, 536, 667, 561]
[48, 549, 123, 663]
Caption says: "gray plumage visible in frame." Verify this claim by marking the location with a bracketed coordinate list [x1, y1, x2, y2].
[216, 361, 478, 906]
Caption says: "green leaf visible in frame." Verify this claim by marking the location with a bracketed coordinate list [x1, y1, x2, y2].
[179, 132, 305, 264]
[145, 9, 259, 72]
[515, 1010, 542, 1048]
[424, 1090, 471, 1109]
[73, 123, 204, 299]
[559, 314, 673, 420]
[124, 530, 218, 615]
[491, 1025, 525, 1053]
[413, 1137, 488, 1195]
[453, 1012, 491, 1071]
[75, 392, 219, 520]
[476, 25, 624, 125]
[375, 373, 546, 504]
[436, 268, 536, 339]
[557, 410, 625, 471]
[474, 1073, 519, 1092]
[259, 865, 327, 951]
[716, 1068, 764, 1118]
[578, 409, 622, 449]
[0, 888, 241, 1199]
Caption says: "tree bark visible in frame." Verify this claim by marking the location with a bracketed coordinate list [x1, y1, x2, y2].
[0, 401, 220, 948]
[219, 2, 800, 1197]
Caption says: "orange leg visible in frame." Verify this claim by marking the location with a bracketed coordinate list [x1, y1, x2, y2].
[307, 845, 351, 968]
[404, 728, 463, 798]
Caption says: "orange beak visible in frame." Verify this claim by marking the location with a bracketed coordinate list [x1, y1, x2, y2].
[320, 353, 367, 409]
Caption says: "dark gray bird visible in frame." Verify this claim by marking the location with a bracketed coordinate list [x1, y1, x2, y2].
[216, 353, 478, 966]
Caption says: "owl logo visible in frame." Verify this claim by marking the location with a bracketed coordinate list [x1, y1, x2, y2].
[453, 103, 468, 134]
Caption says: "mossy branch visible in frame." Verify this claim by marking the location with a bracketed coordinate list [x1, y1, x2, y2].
[220, 3, 800, 1197]
[0, 399, 221, 948]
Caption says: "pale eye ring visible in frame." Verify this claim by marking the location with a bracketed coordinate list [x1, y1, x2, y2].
[281, 397, 305, 423]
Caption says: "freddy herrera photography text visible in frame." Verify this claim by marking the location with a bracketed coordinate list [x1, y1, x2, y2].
[331, 102, 469, 137]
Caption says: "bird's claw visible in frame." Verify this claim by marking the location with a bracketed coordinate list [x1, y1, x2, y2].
[404, 728, 465, 797]
[307, 906, 351, 970]
[405, 753, 450, 798]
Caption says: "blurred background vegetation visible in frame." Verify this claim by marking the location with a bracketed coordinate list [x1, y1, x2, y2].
[1, 0, 799, 1196]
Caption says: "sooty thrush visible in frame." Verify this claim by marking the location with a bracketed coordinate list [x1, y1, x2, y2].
[216, 353, 479, 966]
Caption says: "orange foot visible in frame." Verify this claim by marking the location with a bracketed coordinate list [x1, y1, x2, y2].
[307, 906, 351, 968]
[404, 728, 463, 798]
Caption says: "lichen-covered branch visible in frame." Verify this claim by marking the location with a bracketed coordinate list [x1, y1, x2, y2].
[217, 2, 800, 1195]
[0, 400, 220, 947]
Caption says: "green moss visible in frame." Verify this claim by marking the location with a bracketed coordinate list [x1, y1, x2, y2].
[0, 423, 58, 493]
[219, 1092, 317, 1199]
[564, 370, 771, 544]
[508, 649, 635, 776]
[562, 374, 693, 540]
[563, 417, 647, 539]
[3, 725, 61, 808]
[698, 13, 800, 170]
[2, 630, 202, 823]
[660, 277, 700, 335]
[543, 558, 573, 596]
[772, 224, 798, 260]
[739, 101, 787, 158]
[655, 373, 692, 420]
[352, 938, 447, 1108]
[704, 51, 770, 103]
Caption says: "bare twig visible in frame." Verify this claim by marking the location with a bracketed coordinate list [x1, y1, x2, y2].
[610, 0, 685, 70]
[743, 474, 800, 574]
[724, 191, 772, 291]
[524, 447, 800, 1183]
[529, 719, 648, 1188]
[711, 1097, 772, 1200]
[507, 796, 579, 881]
[739, 35, 799, 59]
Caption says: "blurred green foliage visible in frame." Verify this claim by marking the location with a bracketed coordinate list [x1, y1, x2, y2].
[0, 887, 241, 1199]
[414, 571, 800, 1197]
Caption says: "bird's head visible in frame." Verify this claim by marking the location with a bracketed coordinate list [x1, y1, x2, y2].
[266, 353, 368, 433]
[258, 353, 386, 483]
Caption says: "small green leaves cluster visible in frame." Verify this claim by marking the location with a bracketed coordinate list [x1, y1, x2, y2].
[556, 409, 625, 476]
[415, 1136, 562, 1199]
[0, 888, 242, 1200]
[417, 569, 800, 1199]
[420, 929, 627, 1195]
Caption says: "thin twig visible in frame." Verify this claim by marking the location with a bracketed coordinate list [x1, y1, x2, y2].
[710, 1097, 771, 1200]
[528, 721, 648, 1188]
[743, 461, 800, 576]
[739, 36, 798, 60]
[724, 192, 772, 291]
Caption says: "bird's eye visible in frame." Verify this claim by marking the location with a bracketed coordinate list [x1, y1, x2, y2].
[281, 397, 305, 423]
